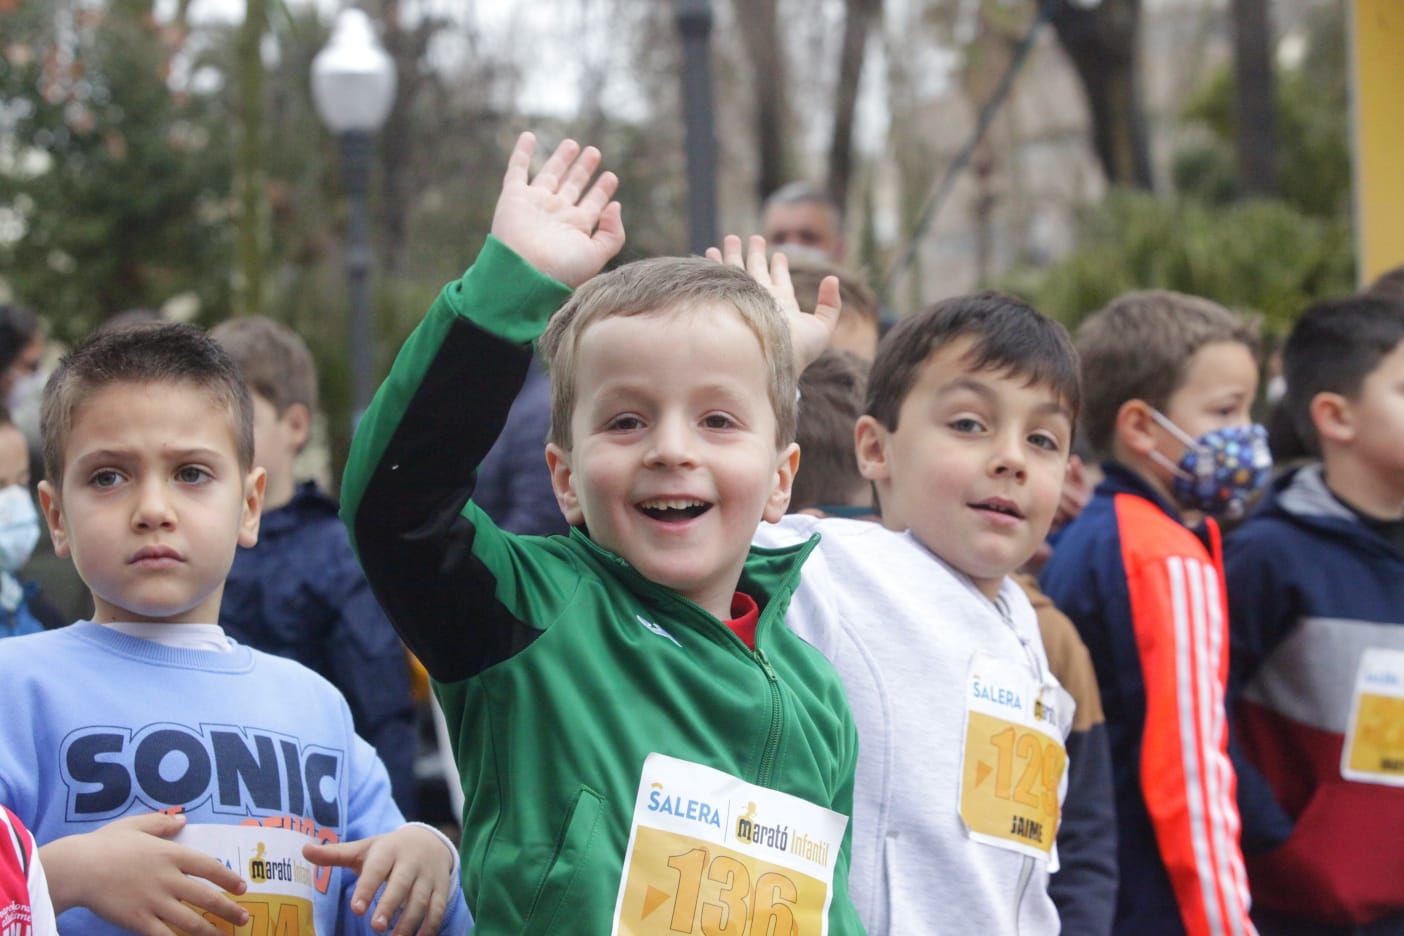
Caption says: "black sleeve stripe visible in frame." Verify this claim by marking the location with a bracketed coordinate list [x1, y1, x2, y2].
[354, 316, 544, 683]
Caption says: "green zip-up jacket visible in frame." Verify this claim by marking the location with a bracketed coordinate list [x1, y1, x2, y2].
[341, 237, 865, 934]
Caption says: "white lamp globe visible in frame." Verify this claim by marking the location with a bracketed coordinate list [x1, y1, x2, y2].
[311, 9, 397, 133]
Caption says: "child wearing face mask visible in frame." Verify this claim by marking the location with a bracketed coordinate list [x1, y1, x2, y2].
[1040, 291, 1267, 936]
[0, 407, 63, 638]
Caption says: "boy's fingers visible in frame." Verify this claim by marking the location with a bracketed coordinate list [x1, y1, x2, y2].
[531, 137, 581, 192]
[704, 246, 722, 263]
[814, 274, 843, 332]
[369, 865, 412, 931]
[557, 146, 602, 205]
[129, 918, 172, 936]
[769, 249, 793, 299]
[413, 892, 449, 936]
[746, 235, 769, 282]
[721, 234, 744, 268]
[303, 839, 363, 870]
[349, 848, 395, 919]
[502, 131, 536, 187]
[578, 170, 619, 218]
[388, 880, 432, 936]
[592, 201, 626, 255]
[175, 879, 249, 928]
[121, 810, 186, 838]
[181, 851, 248, 895]
[158, 901, 228, 936]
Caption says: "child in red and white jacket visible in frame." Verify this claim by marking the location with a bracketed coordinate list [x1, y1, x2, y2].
[1, 807, 57, 936]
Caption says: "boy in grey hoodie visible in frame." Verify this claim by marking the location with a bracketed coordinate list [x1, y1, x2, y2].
[755, 292, 1083, 934]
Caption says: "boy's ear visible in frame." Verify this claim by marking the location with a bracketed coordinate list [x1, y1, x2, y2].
[1114, 399, 1159, 457]
[545, 443, 585, 526]
[1309, 391, 1355, 446]
[854, 415, 891, 482]
[283, 403, 312, 452]
[37, 480, 67, 559]
[763, 442, 801, 523]
[239, 467, 266, 548]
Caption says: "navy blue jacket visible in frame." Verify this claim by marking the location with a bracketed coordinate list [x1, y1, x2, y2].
[220, 481, 417, 814]
[1225, 464, 1404, 929]
[473, 357, 569, 537]
[0, 578, 65, 639]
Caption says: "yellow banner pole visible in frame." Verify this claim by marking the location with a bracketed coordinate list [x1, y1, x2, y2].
[1351, 0, 1404, 286]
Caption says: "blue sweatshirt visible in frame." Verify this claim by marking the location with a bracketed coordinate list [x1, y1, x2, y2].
[0, 622, 468, 935]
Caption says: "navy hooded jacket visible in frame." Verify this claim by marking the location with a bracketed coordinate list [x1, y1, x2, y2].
[220, 481, 417, 814]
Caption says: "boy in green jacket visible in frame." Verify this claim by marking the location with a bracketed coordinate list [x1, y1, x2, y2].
[342, 133, 865, 934]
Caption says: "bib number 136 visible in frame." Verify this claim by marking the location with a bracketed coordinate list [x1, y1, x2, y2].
[612, 754, 845, 936]
[618, 827, 825, 935]
[664, 845, 799, 934]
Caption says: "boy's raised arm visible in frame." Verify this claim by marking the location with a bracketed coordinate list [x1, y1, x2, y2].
[339, 133, 623, 681]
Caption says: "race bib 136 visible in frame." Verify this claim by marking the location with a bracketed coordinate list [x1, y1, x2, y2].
[611, 753, 848, 936]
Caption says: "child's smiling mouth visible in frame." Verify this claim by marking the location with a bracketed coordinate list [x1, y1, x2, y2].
[637, 497, 712, 523]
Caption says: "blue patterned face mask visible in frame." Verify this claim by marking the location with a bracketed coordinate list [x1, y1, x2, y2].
[1148, 410, 1273, 518]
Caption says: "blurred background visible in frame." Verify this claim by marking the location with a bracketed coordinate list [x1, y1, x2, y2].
[0, 0, 1378, 476]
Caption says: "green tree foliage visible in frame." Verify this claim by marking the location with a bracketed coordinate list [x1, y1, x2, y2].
[0, 3, 233, 339]
[1006, 5, 1353, 332]
[1174, 9, 1349, 218]
[1001, 191, 1354, 332]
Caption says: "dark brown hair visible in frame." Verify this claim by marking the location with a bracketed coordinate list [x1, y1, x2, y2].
[1283, 293, 1404, 453]
[866, 291, 1080, 430]
[41, 322, 253, 488]
[791, 350, 869, 512]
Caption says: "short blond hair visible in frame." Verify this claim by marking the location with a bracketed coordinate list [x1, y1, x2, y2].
[1077, 290, 1258, 458]
[538, 257, 796, 449]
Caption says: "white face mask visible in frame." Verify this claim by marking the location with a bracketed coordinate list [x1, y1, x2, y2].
[5, 369, 43, 417]
[0, 484, 40, 573]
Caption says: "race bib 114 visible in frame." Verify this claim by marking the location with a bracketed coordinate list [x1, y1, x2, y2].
[610, 753, 848, 936]
[174, 824, 318, 936]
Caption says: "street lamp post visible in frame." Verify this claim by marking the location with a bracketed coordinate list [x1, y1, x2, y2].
[674, 0, 717, 255]
[311, 9, 396, 426]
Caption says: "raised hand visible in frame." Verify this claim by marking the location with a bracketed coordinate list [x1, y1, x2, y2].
[38, 812, 250, 936]
[304, 825, 456, 936]
[706, 234, 841, 371]
[490, 131, 625, 288]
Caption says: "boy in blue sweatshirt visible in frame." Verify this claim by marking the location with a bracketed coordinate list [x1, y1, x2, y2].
[0, 323, 468, 935]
